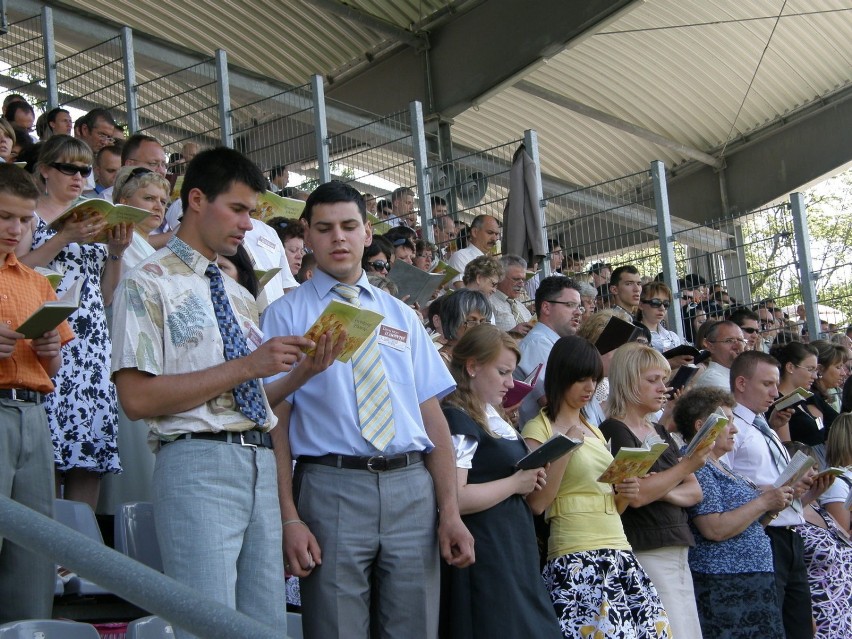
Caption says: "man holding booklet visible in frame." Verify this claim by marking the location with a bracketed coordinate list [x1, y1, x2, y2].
[110, 148, 332, 639]
[0, 164, 74, 622]
[724, 351, 834, 639]
[261, 180, 474, 639]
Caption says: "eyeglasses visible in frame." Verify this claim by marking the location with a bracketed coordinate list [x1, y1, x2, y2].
[547, 300, 585, 313]
[49, 162, 92, 178]
[462, 318, 489, 328]
[708, 338, 747, 346]
[129, 159, 168, 171]
[641, 298, 670, 309]
[367, 260, 391, 272]
[741, 326, 759, 334]
[792, 363, 818, 373]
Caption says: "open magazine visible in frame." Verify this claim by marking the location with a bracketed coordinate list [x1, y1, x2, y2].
[682, 409, 729, 458]
[302, 299, 384, 363]
[772, 387, 814, 412]
[16, 277, 87, 339]
[516, 432, 583, 470]
[48, 200, 150, 244]
[597, 432, 669, 484]
[773, 450, 817, 489]
[503, 362, 543, 408]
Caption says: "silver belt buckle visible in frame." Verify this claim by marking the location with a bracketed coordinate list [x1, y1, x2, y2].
[239, 431, 257, 448]
[366, 455, 386, 472]
[9, 389, 18, 401]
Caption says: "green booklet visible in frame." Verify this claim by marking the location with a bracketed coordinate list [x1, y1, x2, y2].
[48, 199, 150, 244]
[16, 276, 87, 339]
[255, 190, 305, 223]
[302, 299, 384, 363]
[34, 267, 64, 290]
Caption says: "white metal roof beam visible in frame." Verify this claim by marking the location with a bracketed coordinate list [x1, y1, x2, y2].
[515, 80, 724, 170]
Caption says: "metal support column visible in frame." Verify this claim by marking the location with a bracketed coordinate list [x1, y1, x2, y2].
[651, 160, 684, 339]
[311, 74, 330, 184]
[790, 192, 820, 339]
[121, 27, 138, 133]
[411, 101, 434, 243]
[215, 49, 232, 148]
[437, 120, 459, 219]
[42, 6, 57, 109]
[524, 129, 549, 276]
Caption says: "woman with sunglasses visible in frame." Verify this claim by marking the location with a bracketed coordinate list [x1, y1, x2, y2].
[16, 135, 132, 510]
[637, 282, 693, 370]
[361, 234, 394, 276]
[267, 216, 305, 278]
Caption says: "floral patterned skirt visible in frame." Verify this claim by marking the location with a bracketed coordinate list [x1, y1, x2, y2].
[692, 571, 784, 639]
[543, 548, 671, 639]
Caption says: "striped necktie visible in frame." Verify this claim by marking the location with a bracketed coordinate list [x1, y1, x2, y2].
[333, 283, 396, 450]
[509, 298, 525, 325]
[754, 413, 803, 515]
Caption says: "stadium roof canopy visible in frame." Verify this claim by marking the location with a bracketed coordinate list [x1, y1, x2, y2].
[6, 0, 852, 222]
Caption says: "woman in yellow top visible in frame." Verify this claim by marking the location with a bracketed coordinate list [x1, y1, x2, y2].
[522, 335, 671, 638]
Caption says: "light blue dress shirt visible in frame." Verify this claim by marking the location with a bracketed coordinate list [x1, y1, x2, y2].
[261, 268, 455, 457]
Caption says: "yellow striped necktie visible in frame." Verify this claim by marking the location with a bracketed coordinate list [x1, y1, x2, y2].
[333, 283, 396, 450]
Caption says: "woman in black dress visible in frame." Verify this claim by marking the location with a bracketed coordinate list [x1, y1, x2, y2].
[440, 324, 561, 639]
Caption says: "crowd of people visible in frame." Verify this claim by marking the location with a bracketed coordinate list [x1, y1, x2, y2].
[1, 97, 851, 639]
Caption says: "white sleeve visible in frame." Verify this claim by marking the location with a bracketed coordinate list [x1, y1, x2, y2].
[451, 434, 478, 469]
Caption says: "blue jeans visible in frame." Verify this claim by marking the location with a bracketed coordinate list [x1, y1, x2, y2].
[153, 438, 286, 639]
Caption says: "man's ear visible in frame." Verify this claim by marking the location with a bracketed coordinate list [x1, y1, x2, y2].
[185, 187, 205, 216]
[733, 375, 746, 394]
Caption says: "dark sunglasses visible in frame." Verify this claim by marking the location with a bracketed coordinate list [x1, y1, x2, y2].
[49, 162, 92, 178]
[367, 260, 391, 272]
[641, 298, 670, 309]
[741, 326, 759, 334]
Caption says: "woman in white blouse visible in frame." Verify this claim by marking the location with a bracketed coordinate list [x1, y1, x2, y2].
[440, 324, 561, 639]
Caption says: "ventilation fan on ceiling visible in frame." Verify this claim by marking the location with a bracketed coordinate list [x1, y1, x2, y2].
[455, 170, 489, 208]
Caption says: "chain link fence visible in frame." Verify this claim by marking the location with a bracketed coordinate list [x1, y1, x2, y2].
[56, 36, 126, 125]
[0, 14, 46, 105]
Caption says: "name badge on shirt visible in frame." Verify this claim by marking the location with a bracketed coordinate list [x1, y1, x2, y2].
[257, 236, 277, 252]
[378, 325, 408, 351]
[243, 321, 264, 353]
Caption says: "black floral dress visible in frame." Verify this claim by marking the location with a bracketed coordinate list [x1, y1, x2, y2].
[32, 217, 119, 474]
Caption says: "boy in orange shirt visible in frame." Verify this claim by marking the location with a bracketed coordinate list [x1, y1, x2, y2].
[0, 163, 75, 622]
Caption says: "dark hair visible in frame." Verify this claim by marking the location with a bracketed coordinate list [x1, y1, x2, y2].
[121, 133, 161, 164]
[46, 108, 70, 128]
[296, 252, 316, 284]
[770, 342, 818, 379]
[673, 387, 736, 442]
[383, 225, 417, 243]
[11, 125, 32, 151]
[544, 336, 604, 421]
[609, 264, 639, 288]
[181, 146, 265, 211]
[220, 244, 259, 298]
[430, 195, 447, 208]
[426, 295, 446, 331]
[728, 307, 759, 325]
[730, 350, 780, 390]
[302, 180, 365, 224]
[266, 216, 304, 242]
[269, 164, 288, 179]
[80, 107, 116, 130]
[534, 275, 580, 316]
[4, 101, 34, 123]
[0, 163, 39, 200]
[391, 186, 414, 202]
[96, 144, 123, 164]
[362, 235, 394, 269]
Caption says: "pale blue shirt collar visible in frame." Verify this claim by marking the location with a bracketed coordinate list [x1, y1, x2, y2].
[309, 267, 378, 303]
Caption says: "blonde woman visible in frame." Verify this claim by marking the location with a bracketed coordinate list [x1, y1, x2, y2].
[441, 324, 560, 639]
[819, 413, 852, 533]
[17, 135, 131, 509]
[599, 342, 710, 638]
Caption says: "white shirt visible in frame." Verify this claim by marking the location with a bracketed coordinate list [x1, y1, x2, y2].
[490, 290, 532, 332]
[517, 322, 559, 379]
[242, 218, 299, 312]
[447, 244, 483, 286]
[692, 361, 731, 391]
[724, 403, 805, 527]
[452, 404, 519, 469]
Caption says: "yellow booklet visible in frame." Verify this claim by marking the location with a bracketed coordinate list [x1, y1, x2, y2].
[254, 191, 305, 223]
[48, 199, 150, 244]
[682, 409, 729, 458]
[430, 261, 460, 287]
[253, 267, 282, 290]
[597, 433, 669, 484]
[302, 299, 384, 363]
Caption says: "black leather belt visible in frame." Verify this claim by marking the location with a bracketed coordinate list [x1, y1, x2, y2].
[299, 452, 423, 472]
[164, 430, 273, 449]
[0, 388, 43, 404]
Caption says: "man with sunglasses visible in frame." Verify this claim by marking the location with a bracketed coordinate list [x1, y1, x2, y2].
[728, 307, 762, 351]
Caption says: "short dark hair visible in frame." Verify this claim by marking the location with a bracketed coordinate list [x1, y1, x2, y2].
[269, 164, 288, 179]
[46, 108, 70, 126]
[673, 387, 736, 442]
[544, 336, 603, 421]
[181, 146, 266, 211]
[728, 307, 759, 325]
[362, 235, 394, 268]
[391, 186, 414, 202]
[121, 133, 161, 164]
[302, 180, 365, 224]
[730, 350, 779, 390]
[4, 101, 34, 123]
[266, 216, 304, 242]
[222, 244, 259, 299]
[0, 163, 39, 200]
[430, 195, 447, 208]
[609, 264, 639, 288]
[81, 107, 116, 130]
[535, 275, 580, 316]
